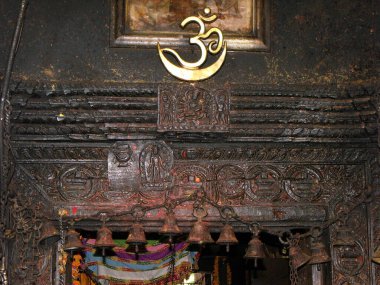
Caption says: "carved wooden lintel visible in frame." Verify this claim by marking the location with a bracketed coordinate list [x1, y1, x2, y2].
[158, 85, 230, 132]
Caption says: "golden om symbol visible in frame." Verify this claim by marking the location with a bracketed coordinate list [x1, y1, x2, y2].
[157, 7, 227, 81]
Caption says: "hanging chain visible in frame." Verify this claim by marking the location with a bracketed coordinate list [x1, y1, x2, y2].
[58, 210, 67, 285]
[289, 236, 299, 285]
[167, 245, 176, 284]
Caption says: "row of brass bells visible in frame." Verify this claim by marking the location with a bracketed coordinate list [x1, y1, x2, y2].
[159, 211, 182, 244]
[244, 235, 267, 259]
[64, 229, 84, 252]
[216, 224, 238, 252]
[126, 222, 147, 257]
[39, 221, 60, 245]
[187, 217, 214, 245]
[244, 232, 267, 268]
[94, 224, 116, 257]
[95, 225, 116, 248]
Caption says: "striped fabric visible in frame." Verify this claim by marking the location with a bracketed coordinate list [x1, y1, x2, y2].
[83, 241, 197, 285]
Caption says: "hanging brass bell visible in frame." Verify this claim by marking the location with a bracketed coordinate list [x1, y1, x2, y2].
[333, 227, 356, 246]
[39, 221, 60, 245]
[64, 229, 84, 252]
[159, 212, 182, 237]
[216, 224, 238, 252]
[95, 225, 116, 248]
[372, 246, 380, 264]
[126, 222, 147, 245]
[187, 219, 214, 244]
[309, 241, 331, 265]
[244, 235, 267, 259]
[289, 245, 311, 269]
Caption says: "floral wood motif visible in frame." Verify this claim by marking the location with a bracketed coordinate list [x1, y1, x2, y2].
[333, 241, 365, 276]
[58, 166, 98, 201]
[6, 172, 45, 285]
[330, 202, 370, 284]
[368, 155, 380, 285]
[13, 145, 108, 161]
[13, 143, 371, 209]
[173, 145, 369, 163]
[158, 85, 230, 132]
[284, 166, 323, 202]
[18, 163, 108, 204]
[374, 200, 380, 284]
[216, 165, 246, 202]
[35, 247, 54, 285]
[246, 166, 283, 202]
[172, 165, 212, 199]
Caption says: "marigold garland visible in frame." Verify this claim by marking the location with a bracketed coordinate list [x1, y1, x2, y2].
[212, 256, 231, 285]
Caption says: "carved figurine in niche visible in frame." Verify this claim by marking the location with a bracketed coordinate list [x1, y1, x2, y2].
[140, 143, 173, 189]
[160, 91, 173, 124]
[149, 145, 164, 183]
[215, 92, 228, 124]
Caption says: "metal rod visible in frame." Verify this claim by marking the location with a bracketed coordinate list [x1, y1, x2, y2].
[0, 0, 29, 215]
[0, 0, 29, 282]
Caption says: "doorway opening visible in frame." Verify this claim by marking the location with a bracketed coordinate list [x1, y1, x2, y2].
[69, 231, 293, 285]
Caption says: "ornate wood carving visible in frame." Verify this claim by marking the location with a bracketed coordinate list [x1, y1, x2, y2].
[369, 156, 380, 285]
[284, 166, 323, 202]
[139, 141, 173, 189]
[158, 85, 230, 132]
[9, 86, 377, 143]
[5, 85, 378, 285]
[5, 172, 45, 284]
[330, 206, 370, 284]
[12, 143, 372, 226]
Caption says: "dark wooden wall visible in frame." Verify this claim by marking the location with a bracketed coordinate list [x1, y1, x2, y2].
[0, 0, 378, 284]
[0, 0, 378, 87]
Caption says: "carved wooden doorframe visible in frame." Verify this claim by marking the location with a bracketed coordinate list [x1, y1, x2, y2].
[1, 83, 377, 284]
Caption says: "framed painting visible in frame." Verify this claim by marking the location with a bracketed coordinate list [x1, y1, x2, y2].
[111, 0, 270, 51]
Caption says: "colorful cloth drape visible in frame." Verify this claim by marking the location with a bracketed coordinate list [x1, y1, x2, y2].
[82, 240, 197, 285]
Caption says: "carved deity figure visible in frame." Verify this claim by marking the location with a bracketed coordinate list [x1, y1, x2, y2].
[215, 93, 227, 124]
[140, 142, 173, 189]
[147, 145, 164, 183]
[160, 92, 172, 124]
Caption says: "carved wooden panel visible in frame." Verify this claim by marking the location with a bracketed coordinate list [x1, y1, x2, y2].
[158, 85, 230, 132]
[8, 141, 378, 284]
[11, 143, 371, 224]
[330, 206, 370, 284]
[10, 86, 377, 143]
